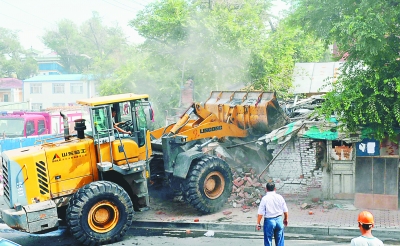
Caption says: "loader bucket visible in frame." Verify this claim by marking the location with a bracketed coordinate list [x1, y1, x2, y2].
[204, 91, 288, 134]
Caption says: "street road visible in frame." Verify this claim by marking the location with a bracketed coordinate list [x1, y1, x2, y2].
[1, 226, 399, 246]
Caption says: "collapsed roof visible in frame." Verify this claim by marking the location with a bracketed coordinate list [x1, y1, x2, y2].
[260, 95, 362, 144]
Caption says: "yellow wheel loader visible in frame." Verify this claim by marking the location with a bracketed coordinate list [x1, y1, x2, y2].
[0, 91, 287, 245]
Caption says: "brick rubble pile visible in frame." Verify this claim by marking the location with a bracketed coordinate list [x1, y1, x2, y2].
[228, 166, 266, 211]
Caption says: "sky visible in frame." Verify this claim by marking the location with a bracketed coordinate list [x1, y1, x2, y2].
[0, 0, 151, 50]
[0, 0, 288, 51]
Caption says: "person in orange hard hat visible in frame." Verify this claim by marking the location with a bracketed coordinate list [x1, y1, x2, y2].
[351, 211, 383, 246]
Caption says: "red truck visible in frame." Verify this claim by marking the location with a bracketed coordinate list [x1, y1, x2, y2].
[0, 110, 82, 138]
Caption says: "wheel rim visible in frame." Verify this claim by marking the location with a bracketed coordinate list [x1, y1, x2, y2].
[88, 200, 119, 233]
[204, 171, 225, 199]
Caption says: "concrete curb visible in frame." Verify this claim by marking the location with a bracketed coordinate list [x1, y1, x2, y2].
[131, 220, 400, 240]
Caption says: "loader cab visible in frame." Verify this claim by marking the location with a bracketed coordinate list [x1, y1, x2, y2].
[77, 93, 153, 166]
[110, 100, 149, 147]
[81, 102, 149, 146]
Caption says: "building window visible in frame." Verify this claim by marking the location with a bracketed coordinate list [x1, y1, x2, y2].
[31, 103, 43, 111]
[3, 94, 8, 102]
[53, 83, 65, 94]
[70, 83, 83, 94]
[30, 83, 42, 94]
[330, 141, 353, 160]
[53, 103, 65, 107]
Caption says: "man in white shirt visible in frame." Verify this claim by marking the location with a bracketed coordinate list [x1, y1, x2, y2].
[351, 211, 383, 246]
[256, 182, 288, 246]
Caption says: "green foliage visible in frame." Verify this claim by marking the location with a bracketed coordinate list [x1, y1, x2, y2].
[249, 20, 327, 98]
[132, 0, 190, 43]
[42, 12, 130, 77]
[125, 0, 327, 124]
[0, 27, 37, 79]
[126, 0, 268, 123]
[37, 0, 327, 128]
[291, 0, 400, 140]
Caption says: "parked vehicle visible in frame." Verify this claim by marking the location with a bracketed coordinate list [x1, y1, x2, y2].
[0, 237, 20, 246]
[0, 110, 82, 138]
[0, 91, 287, 245]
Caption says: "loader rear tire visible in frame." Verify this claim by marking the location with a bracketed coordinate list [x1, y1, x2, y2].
[182, 156, 233, 214]
[66, 181, 134, 246]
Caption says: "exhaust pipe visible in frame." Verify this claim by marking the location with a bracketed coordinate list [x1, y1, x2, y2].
[60, 112, 70, 141]
[74, 119, 86, 139]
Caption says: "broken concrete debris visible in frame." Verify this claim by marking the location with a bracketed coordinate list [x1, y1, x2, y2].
[322, 201, 334, 209]
[300, 203, 311, 209]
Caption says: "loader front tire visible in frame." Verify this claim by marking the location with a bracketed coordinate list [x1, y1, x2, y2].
[182, 156, 233, 214]
[66, 181, 134, 246]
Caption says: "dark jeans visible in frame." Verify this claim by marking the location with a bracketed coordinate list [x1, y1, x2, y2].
[263, 216, 284, 246]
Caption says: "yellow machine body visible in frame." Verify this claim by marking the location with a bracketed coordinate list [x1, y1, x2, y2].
[2, 139, 96, 207]
[1, 93, 152, 232]
[151, 91, 287, 142]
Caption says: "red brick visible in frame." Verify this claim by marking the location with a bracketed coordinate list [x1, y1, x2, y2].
[223, 211, 232, 215]
[239, 179, 245, 186]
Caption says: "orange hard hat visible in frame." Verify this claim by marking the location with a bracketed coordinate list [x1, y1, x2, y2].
[358, 211, 374, 224]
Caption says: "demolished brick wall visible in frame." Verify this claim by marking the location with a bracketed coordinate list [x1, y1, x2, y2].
[225, 137, 323, 209]
[267, 138, 323, 199]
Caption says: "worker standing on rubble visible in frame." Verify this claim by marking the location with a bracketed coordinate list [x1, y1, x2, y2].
[351, 211, 383, 246]
[256, 181, 288, 246]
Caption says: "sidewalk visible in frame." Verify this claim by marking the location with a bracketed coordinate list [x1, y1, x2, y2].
[132, 188, 400, 241]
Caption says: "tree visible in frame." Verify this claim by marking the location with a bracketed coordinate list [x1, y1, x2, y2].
[124, 0, 274, 126]
[248, 20, 327, 97]
[290, 0, 400, 140]
[108, 0, 327, 127]
[123, 0, 252, 125]
[42, 12, 130, 78]
[0, 27, 37, 79]
[42, 19, 82, 73]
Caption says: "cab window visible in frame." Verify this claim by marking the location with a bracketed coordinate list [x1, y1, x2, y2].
[93, 107, 112, 138]
[26, 121, 35, 136]
[38, 120, 46, 134]
[120, 102, 132, 122]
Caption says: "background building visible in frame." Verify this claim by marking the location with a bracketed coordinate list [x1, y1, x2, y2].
[23, 74, 97, 110]
[0, 78, 23, 103]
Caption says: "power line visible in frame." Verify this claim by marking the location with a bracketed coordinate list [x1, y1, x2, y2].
[101, 0, 141, 12]
[0, 0, 53, 25]
[114, 0, 145, 9]
[0, 11, 43, 30]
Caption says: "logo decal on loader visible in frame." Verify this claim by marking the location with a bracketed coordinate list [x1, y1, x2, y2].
[52, 149, 87, 162]
[52, 154, 60, 161]
[200, 126, 222, 134]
